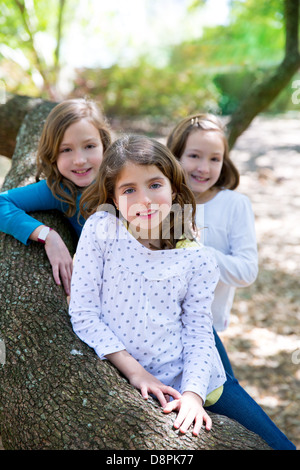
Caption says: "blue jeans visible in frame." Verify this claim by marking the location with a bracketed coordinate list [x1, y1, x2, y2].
[213, 328, 235, 377]
[212, 329, 295, 450]
[206, 372, 296, 450]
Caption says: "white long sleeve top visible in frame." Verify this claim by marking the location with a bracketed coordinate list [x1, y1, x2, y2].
[69, 211, 226, 403]
[196, 189, 258, 331]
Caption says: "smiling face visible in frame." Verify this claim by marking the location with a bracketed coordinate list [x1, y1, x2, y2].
[56, 118, 104, 187]
[180, 129, 224, 203]
[113, 162, 174, 246]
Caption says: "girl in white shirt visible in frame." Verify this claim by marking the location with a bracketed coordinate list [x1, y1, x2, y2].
[167, 114, 258, 376]
[69, 135, 295, 449]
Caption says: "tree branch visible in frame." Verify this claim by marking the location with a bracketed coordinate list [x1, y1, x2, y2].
[13, 0, 56, 99]
[227, 0, 300, 149]
[54, 0, 66, 71]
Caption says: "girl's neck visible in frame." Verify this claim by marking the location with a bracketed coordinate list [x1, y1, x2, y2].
[126, 222, 165, 250]
[194, 187, 221, 204]
[138, 238, 162, 250]
[137, 226, 163, 250]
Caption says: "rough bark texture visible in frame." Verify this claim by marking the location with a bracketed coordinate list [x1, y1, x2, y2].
[0, 99, 271, 450]
[0, 94, 54, 160]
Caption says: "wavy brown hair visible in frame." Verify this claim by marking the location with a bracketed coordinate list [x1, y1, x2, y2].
[35, 98, 111, 217]
[80, 134, 197, 249]
[167, 113, 239, 190]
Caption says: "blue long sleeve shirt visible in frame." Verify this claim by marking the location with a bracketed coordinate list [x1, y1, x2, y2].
[0, 180, 84, 245]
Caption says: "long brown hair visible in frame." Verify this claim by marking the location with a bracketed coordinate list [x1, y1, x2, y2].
[167, 113, 239, 190]
[80, 134, 197, 249]
[35, 98, 111, 217]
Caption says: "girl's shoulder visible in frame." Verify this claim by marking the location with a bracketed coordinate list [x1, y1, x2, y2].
[86, 210, 117, 224]
[83, 210, 120, 239]
[219, 188, 249, 202]
[1, 179, 50, 195]
[0, 179, 57, 205]
[209, 189, 253, 211]
[176, 237, 218, 271]
[83, 210, 111, 230]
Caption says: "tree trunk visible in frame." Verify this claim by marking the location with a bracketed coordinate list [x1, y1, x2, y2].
[0, 94, 54, 160]
[227, 0, 300, 149]
[0, 100, 271, 450]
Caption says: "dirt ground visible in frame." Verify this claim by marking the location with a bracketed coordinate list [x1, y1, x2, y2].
[0, 114, 299, 450]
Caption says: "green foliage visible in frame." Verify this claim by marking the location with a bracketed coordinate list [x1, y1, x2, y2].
[72, 60, 220, 120]
[0, 0, 298, 118]
[0, 0, 72, 97]
[165, 0, 288, 116]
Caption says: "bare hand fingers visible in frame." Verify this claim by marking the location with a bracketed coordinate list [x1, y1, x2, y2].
[158, 386, 181, 408]
[51, 262, 72, 295]
[192, 410, 212, 435]
[61, 270, 71, 296]
[201, 410, 212, 432]
[163, 398, 180, 414]
[140, 385, 149, 401]
[173, 404, 191, 432]
[176, 408, 212, 435]
[52, 264, 61, 287]
[164, 386, 181, 401]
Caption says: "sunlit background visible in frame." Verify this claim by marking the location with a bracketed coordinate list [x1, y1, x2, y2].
[62, 0, 230, 68]
[1, 0, 296, 121]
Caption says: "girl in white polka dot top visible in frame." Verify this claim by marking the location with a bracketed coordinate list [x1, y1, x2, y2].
[69, 135, 295, 449]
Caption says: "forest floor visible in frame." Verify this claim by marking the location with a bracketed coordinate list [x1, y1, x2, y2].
[214, 115, 300, 450]
[0, 114, 299, 450]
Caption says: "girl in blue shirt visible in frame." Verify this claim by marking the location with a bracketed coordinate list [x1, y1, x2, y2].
[0, 98, 111, 295]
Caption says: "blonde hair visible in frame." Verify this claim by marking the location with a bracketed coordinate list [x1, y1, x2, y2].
[80, 134, 197, 249]
[167, 113, 239, 190]
[35, 98, 111, 217]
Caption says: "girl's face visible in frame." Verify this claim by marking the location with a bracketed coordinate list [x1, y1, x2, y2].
[180, 129, 224, 203]
[113, 162, 175, 245]
[56, 118, 104, 187]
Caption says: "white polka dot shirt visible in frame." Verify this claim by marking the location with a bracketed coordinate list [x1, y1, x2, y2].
[69, 212, 226, 403]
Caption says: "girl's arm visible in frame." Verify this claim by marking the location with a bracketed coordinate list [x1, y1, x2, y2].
[0, 181, 59, 244]
[0, 181, 73, 294]
[106, 350, 181, 408]
[205, 195, 258, 287]
[69, 215, 128, 358]
[30, 226, 73, 295]
[109, 348, 211, 434]
[167, 250, 225, 434]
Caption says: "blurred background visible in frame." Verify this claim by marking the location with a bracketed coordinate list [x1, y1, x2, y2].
[1, 0, 299, 121]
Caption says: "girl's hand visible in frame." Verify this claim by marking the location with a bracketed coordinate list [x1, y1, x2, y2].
[105, 350, 181, 408]
[44, 230, 73, 295]
[163, 391, 212, 436]
[129, 368, 182, 408]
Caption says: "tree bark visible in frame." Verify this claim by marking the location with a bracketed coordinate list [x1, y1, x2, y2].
[0, 94, 55, 160]
[0, 100, 271, 450]
[227, 0, 300, 149]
